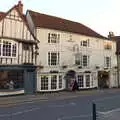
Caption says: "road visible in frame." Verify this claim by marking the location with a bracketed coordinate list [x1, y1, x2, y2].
[0, 90, 120, 120]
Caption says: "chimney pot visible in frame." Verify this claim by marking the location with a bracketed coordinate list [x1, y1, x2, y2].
[108, 31, 114, 39]
[17, 1, 23, 13]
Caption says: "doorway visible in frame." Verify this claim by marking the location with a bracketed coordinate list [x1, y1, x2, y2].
[65, 70, 78, 90]
[98, 71, 109, 88]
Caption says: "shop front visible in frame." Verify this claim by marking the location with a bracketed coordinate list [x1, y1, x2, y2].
[0, 64, 37, 95]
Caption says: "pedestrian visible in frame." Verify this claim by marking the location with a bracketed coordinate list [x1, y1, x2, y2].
[9, 80, 14, 90]
[72, 80, 79, 91]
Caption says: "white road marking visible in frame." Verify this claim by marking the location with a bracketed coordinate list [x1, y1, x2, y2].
[57, 114, 91, 120]
[98, 108, 120, 114]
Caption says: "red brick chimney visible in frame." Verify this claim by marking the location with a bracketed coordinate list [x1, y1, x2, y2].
[17, 1, 23, 13]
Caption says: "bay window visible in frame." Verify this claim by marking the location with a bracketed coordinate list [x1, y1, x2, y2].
[0, 40, 17, 57]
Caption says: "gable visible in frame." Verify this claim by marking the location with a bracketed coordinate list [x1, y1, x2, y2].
[0, 8, 35, 42]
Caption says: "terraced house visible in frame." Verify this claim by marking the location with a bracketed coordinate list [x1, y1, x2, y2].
[26, 10, 117, 92]
[0, 1, 118, 94]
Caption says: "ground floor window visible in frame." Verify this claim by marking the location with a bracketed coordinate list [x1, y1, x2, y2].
[51, 75, 57, 89]
[77, 73, 92, 88]
[86, 75, 90, 87]
[39, 74, 64, 91]
[41, 76, 48, 90]
[0, 70, 24, 89]
[77, 75, 84, 87]
[59, 75, 62, 89]
[91, 74, 94, 86]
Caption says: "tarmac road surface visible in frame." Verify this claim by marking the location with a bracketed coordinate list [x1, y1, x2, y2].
[0, 89, 120, 120]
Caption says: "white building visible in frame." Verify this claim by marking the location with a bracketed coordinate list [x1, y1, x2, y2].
[26, 10, 117, 92]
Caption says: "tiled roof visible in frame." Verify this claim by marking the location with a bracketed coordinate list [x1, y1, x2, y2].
[28, 10, 107, 39]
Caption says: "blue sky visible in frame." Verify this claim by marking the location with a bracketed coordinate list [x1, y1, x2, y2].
[1, 0, 120, 37]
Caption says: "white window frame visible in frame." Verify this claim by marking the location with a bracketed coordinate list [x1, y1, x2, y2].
[75, 53, 82, 65]
[81, 39, 90, 47]
[59, 75, 62, 89]
[41, 76, 48, 90]
[48, 33, 60, 43]
[77, 75, 84, 88]
[0, 40, 17, 58]
[82, 55, 89, 67]
[85, 74, 90, 87]
[48, 52, 60, 66]
[104, 56, 111, 68]
[51, 75, 57, 89]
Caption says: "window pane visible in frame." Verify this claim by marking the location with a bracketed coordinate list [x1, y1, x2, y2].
[48, 33, 50, 43]
[12, 43, 16, 57]
[48, 52, 60, 66]
[48, 33, 60, 43]
[51, 53, 57, 65]
[105, 57, 111, 68]
[41, 76, 48, 90]
[75, 54, 80, 65]
[83, 55, 87, 66]
[77, 75, 84, 87]
[59, 75, 62, 88]
[3, 41, 11, 56]
[51, 75, 57, 89]
[48, 52, 50, 65]
[83, 41, 87, 46]
[86, 75, 90, 87]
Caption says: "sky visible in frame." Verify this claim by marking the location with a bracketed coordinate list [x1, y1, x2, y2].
[0, 0, 120, 37]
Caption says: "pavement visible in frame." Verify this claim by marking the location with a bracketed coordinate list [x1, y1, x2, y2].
[0, 88, 120, 107]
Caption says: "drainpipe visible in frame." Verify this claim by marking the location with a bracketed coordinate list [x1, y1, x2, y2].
[117, 55, 119, 87]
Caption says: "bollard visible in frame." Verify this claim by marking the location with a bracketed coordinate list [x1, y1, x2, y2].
[92, 102, 96, 120]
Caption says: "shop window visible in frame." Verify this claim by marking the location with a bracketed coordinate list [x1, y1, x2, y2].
[41, 76, 48, 90]
[51, 75, 57, 89]
[77, 75, 84, 87]
[86, 75, 90, 87]
[59, 75, 62, 88]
